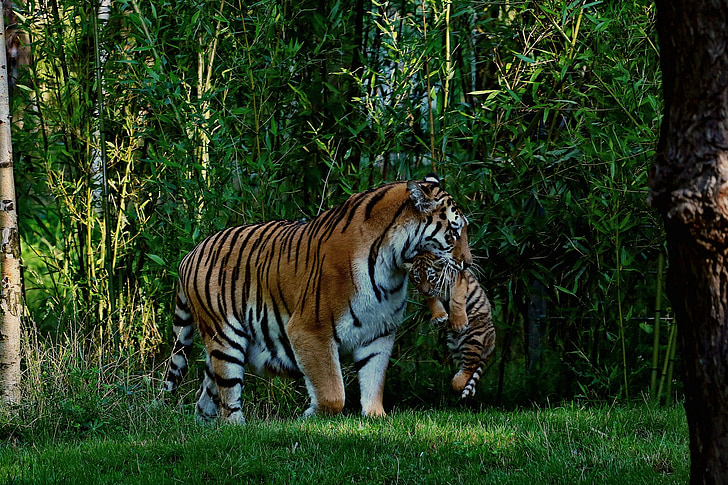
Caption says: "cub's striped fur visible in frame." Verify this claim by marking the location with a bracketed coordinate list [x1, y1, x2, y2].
[406, 251, 495, 399]
[163, 175, 471, 422]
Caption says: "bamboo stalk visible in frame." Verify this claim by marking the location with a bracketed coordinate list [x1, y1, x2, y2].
[444, 0, 451, 111]
[656, 321, 677, 403]
[664, 321, 678, 404]
[92, 0, 116, 329]
[615, 219, 629, 400]
[568, 3, 584, 60]
[440, 0, 452, 162]
[650, 252, 664, 400]
[196, 0, 226, 184]
[421, 0, 436, 170]
[240, 1, 261, 161]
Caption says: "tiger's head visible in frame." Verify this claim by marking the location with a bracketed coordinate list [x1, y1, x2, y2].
[406, 174, 472, 270]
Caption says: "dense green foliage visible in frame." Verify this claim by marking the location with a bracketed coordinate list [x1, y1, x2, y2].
[11, 0, 669, 410]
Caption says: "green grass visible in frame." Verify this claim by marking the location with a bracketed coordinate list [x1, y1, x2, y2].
[1, 402, 688, 484]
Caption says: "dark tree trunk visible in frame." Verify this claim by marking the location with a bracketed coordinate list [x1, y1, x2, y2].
[649, 2, 728, 483]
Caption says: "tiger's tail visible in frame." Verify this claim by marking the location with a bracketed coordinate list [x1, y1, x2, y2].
[162, 283, 194, 393]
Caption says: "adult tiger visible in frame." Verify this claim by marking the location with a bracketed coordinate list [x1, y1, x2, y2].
[163, 174, 471, 423]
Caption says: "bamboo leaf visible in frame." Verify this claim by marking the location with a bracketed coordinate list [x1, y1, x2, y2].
[555, 286, 577, 297]
[514, 53, 536, 64]
[147, 254, 166, 266]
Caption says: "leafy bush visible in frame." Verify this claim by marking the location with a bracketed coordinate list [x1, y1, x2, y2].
[12, 0, 670, 409]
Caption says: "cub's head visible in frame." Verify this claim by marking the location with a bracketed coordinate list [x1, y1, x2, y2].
[403, 252, 440, 296]
[407, 174, 472, 269]
[404, 251, 461, 298]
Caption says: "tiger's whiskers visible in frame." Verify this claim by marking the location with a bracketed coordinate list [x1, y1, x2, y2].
[434, 258, 459, 298]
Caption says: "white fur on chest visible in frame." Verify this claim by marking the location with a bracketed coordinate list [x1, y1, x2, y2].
[336, 258, 408, 353]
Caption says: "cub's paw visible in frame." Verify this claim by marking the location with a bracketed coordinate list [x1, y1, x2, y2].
[449, 315, 468, 332]
[430, 313, 449, 325]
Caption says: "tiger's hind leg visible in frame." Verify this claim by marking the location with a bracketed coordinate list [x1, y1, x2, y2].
[207, 340, 248, 424]
[195, 352, 220, 421]
[452, 318, 497, 399]
[197, 316, 249, 424]
[460, 323, 496, 399]
[163, 285, 194, 393]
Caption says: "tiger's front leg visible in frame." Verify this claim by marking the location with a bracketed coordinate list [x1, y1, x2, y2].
[287, 315, 345, 417]
[354, 332, 395, 417]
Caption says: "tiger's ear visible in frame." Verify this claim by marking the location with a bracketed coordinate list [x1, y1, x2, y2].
[402, 261, 413, 272]
[407, 180, 439, 214]
[424, 173, 440, 185]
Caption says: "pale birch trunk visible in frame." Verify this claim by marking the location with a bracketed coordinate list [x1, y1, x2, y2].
[90, 0, 116, 329]
[90, 0, 111, 215]
[0, 2, 22, 406]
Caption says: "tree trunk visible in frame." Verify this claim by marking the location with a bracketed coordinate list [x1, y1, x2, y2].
[649, 2, 728, 483]
[0, 2, 22, 406]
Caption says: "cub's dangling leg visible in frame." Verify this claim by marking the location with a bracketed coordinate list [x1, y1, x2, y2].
[425, 296, 449, 325]
[446, 271, 469, 331]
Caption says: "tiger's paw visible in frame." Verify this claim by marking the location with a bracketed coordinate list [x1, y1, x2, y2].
[301, 406, 317, 419]
[221, 410, 246, 425]
[362, 403, 387, 418]
[449, 314, 468, 332]
[430, 314, 449, 326]
[194, 393, 219, 423]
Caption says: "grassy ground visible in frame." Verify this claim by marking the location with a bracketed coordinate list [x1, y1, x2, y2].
[1, 401, 688, 484]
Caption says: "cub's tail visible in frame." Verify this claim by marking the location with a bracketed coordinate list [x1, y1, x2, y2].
[162, 283, 194, 393]
[460, 363, 484, 399]
[459, 327, 496, 400]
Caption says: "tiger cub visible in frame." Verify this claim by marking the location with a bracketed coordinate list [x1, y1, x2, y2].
[405, 252, 495, 399]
